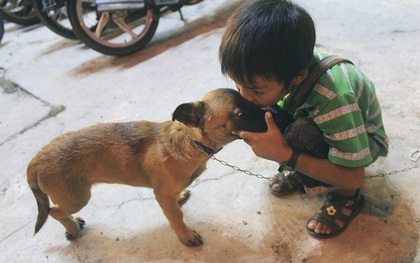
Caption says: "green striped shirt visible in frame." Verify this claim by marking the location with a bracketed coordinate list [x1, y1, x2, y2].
[280, 51, 388, 167]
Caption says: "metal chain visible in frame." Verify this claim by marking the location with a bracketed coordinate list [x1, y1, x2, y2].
[210, 155, 272, 180]
[210, 155, 420, 181]
[365, 164, 420, 179]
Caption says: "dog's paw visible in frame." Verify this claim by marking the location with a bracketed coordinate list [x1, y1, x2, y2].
[65, 217, 86, 240]
[178, 189, 192, 206]
[180, 229, 203, 247]
[76, 217, 86, 229]
[65, 231, 78, 240]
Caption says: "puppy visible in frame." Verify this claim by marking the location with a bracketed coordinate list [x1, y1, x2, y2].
[27, 88, 277, 247]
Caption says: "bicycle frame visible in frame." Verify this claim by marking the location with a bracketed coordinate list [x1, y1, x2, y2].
[96, 0, 189, 12]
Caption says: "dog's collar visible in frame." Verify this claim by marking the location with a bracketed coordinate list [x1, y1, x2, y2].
[187, 134, 222, 156]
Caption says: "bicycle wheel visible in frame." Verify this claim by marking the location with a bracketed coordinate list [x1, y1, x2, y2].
[0, 13, 4, 43]
[67, 0, 159, 56]
[0, 0, 39, 26]
[32, 0, 77, 39]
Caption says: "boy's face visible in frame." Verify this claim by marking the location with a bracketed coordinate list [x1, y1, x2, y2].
[233, 75, 290, 107]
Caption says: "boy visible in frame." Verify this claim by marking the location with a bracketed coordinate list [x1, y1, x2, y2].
[219, 0, 388, 238]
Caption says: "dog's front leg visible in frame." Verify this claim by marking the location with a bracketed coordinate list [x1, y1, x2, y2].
[154, 188, 203, 247]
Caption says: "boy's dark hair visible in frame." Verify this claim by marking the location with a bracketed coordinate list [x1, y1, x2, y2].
[219, 0, 315, 88]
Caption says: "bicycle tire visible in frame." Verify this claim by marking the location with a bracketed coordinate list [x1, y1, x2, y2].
[0, 13, 4, 43]
[67, 0, 159, 56]
[32, 0, 77, 39]
[0, 0, 39, 26]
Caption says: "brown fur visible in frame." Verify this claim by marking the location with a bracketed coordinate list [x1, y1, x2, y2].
[27, 88, 269, 247]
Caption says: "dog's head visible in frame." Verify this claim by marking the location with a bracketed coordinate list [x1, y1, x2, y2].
[172, 88, 282, 146]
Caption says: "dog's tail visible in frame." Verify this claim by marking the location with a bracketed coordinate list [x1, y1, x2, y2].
[27, 166, 50, 235]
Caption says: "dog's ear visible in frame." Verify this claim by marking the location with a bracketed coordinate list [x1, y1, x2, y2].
[172, 101, 207, 127]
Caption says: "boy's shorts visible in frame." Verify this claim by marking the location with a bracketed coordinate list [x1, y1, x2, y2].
[283, 118, 337, 194]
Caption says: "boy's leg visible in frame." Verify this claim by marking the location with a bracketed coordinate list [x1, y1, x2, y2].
[270, 118, 333, 195]
[270, 118, 364, 238]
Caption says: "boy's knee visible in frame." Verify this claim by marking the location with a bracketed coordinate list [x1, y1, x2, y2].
[284, 118, 329, 158]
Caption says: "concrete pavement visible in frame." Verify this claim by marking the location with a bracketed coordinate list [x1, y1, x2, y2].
[1, 0, 419, 262]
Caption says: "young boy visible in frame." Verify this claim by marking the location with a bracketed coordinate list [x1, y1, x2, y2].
[219, 0, 388, 238]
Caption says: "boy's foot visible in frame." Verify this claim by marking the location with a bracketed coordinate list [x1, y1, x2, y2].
[269, 169, 304, 197]
[306, 189, 364, 238]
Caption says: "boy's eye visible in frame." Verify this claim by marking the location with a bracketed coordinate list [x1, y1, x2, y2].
[253, 90, 264, 96]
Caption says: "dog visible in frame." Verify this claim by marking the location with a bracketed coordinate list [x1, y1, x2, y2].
[27, 88, 283, 247]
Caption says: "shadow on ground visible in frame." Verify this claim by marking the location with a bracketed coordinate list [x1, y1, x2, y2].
[261, 177, 418, 262]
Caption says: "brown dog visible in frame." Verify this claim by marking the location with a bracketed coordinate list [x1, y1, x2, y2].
[27, 88, 273, 247]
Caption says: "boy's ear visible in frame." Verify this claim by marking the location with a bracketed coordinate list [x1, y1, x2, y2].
[291, 69, 308, 85]
[172, 101, 207, 127]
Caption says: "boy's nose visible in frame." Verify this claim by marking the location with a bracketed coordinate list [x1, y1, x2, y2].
[239, 90, 255, 104]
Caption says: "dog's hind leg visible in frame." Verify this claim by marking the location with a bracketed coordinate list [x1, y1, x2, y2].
[50, 207, 86, 240]
[48, 179, 92, 239]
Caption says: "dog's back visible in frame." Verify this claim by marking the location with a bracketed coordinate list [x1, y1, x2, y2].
[27, 121, 164, 233]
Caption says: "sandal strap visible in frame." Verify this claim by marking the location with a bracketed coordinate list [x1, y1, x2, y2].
[310, 190, 363, 233]
[270, 169, 304, 196]
[276, 170, 302, 190]
[311, 209, 342, 233]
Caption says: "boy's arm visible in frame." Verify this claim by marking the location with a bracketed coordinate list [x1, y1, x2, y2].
[233, 112, 365, 189]
[296, 154, 364, 189]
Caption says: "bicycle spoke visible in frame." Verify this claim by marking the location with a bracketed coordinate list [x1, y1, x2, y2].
[95, 11, 110, 38]
[51, 10, 61, 21]
[114, 17, 136, 39]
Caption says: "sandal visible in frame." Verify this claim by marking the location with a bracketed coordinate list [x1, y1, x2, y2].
[306, 189, 364, 239]
[269, 168, 304, 197]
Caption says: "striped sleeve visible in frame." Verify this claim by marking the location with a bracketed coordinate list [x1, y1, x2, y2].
[314, 92, 373, 167]
[293, 55, 388, 167]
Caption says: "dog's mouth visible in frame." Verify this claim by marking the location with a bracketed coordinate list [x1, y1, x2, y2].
[230, 133, 242, 140]
[234, 121, 269, 133]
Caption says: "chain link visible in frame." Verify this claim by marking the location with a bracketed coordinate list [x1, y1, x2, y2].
[210, 155, 420, 181]
[365, 164, 420, 179]
[210, 155, 272, 180]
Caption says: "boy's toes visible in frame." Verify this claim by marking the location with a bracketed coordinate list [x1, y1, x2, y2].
[307, 220, 332, 235]
[268, 177, 277, 187]
[307, 219, 317, 231]
[322, 224, 332, 235]
[271, 182, 281, 192]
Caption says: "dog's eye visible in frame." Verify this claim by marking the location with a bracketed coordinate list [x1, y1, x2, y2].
[233, 108, 244, 118]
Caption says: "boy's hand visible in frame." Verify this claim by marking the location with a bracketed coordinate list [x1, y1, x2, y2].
[232, 111, 292, 163]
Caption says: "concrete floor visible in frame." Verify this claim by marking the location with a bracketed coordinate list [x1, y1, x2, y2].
[0, 0, 419, 262]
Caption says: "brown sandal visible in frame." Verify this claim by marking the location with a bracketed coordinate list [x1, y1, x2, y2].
[269, 169, 304, 197]
[306, 189, 364, 239]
